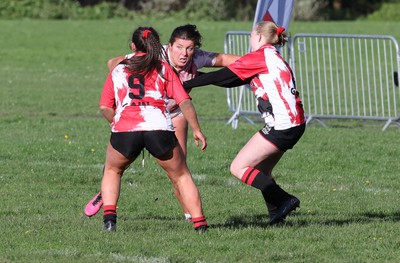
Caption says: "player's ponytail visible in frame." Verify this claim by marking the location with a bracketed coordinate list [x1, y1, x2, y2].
[256, 21, 288, 47]
[125, 27, 168, 77]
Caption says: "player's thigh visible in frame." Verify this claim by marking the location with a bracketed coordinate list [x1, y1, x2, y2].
[231, 132, 283, 171]
[105, 142, 132, 172]
[254, 153, 284, 175]
[155, 144, 188, 177]
[143, 130, 178, 159]
[108, 132, 144, 169]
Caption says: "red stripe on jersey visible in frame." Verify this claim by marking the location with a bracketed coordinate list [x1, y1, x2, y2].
[295, 97, 305, 124]
[274, 77, 296, 124]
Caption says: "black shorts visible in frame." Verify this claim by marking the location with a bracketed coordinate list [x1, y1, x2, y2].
[258, 123, 306, 152]
[110, 131, 178, 159]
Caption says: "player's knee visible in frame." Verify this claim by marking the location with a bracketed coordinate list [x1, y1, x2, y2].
[229, 161, 240, 178]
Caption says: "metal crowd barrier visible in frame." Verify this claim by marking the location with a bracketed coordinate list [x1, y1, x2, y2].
[224, 31, 400, 130]
[291, 33, 400, 131]
[224, 31, 254, 129]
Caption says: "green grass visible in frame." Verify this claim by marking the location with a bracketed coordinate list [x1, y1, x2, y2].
[1, 19, 400, 263]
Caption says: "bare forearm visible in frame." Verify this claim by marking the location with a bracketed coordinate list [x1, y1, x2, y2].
[215, 53, 240, 67]
[99, 106, 115, 123]
[178, 99, 207, 151]
[107, 56, 125, 71]
[178, 99, 201, 132]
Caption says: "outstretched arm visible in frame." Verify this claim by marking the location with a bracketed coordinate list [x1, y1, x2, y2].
[214, 53, 240, 67]
[107, 55, 125, 71]
[183, 67, 249, 90]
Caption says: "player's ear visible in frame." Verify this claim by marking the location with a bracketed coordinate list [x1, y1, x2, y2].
[130, 42, 136, 52]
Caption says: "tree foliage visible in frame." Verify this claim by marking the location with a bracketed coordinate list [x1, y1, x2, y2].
[0, 0, 398, 21]
[73, 0, 400, 21]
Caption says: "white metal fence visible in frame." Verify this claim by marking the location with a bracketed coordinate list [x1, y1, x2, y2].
[224, 31, 400, 130]
[224, 31, 254, 128]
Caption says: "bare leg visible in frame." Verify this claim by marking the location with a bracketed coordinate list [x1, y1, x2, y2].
[170, 115, 191, 218]
[230, 132, 284, 180]
[84, 115, 191, 219]
[156, 144, 203, 219]
[101, 143, 132, 208]
[230, 132, 299, 223]
[100, 142, 134, 231]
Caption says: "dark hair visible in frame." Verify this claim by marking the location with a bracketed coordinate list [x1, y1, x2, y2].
[168, 24, 202, 48]
[124, 27, 167, 77]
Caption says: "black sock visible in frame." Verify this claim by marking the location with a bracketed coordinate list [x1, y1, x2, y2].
[103, 205, 117, 223]
[262, 184, 293, 206]
[241, 167, 275, 191]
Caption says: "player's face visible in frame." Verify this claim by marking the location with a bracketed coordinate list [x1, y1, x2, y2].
[250, 28, 261, 52]
[168, 38, 195, 70]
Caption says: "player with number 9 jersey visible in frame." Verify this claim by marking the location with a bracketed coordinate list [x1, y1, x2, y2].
[100, 57, 189, 133]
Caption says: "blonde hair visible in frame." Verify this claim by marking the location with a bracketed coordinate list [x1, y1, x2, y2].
[255, 21, 287, 47]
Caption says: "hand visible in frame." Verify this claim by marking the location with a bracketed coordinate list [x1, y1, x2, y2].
[193, 130, 207, 151]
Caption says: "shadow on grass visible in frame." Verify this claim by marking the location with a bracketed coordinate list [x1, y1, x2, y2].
[295, 211, 400, 227]
[210, 214, 270, 229]
[210, 210, 400, 229]
[119, 214, 181, 222]
[102, 210, 400, 230]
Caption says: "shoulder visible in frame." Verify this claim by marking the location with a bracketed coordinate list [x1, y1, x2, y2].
[193, 48, 217, 67]
[161, 61, 176, 74]
[194, 48, 217, 58]
[111, 64, 126, 75]
[238, 49, 264, 62]
[125, 53, 135, 59]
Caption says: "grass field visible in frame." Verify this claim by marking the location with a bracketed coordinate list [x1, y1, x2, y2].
[1, 19, 400, 263]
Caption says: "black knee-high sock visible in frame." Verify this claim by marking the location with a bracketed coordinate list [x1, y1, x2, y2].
[258, 176, 278, 215]
[103, 205, 117, 223]
[241, 167, 293, 206]
[241, 167, 275, 191]
[262, 184, 294, 206]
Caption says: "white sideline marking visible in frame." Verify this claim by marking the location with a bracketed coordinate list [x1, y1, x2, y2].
[225, 178, 241, 186]
[192, 174, 242, 187]
[364, 188, 391, 194]
[192, 174, 207, 181]
[32, 160, 104, 170]
[40, 249, 78, 257]
[110, 253, 170, 262]
[38, 250, 170, 262]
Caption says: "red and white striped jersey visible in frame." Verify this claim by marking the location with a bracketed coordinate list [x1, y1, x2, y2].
[100, 57, 190, 132]
[124, 47, 216, 118]
[228, 43, 305, 130]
